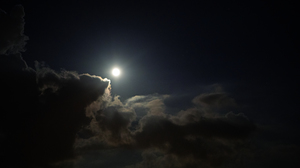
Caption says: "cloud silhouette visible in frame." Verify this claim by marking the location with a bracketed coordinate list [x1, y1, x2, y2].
[0, 5, 28, 55]
[0, 58, 110, 167]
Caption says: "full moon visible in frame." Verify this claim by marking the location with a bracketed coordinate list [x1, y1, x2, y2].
[112, 68, 120, 76]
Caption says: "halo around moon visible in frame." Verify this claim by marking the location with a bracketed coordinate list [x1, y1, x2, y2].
[112, 68, 120, 76]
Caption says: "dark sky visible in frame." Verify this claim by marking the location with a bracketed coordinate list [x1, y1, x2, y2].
[0, 1, 299, 168]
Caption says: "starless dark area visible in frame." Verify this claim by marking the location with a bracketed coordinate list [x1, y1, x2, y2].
[0, 0, 299, 168]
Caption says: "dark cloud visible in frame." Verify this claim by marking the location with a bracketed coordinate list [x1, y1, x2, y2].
[0, 5, 28, 55]
[0, 56, 110, 168]
[72, 90, 255, 168]
[126, 150, 185, 168]
[92, 103, 136, 146]
[131, 109, 255, 167]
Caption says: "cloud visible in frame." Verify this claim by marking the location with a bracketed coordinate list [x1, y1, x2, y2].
[73, 90, 255, 168]
[0, 57, 110, 167]
[0, 57, 256, 167]
[126, 149, 185, 168]
[131, 111, 255, 167]
[0, 5, 258, 168]
[192, 92, 237, 108]
[0, 5, 28, 55]
[125, 94, 169, 117]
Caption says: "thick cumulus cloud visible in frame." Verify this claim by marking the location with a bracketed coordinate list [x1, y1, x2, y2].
[0, 6, 111, 168]
[0, 58, 110, 167]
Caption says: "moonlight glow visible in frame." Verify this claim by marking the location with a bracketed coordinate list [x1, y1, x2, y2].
[112, 68, 120, 76]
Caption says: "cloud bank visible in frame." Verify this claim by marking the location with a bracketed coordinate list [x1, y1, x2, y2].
[0, 6, 257, 168]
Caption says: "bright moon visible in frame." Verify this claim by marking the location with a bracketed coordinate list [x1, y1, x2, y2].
[112, 68, 120, 76]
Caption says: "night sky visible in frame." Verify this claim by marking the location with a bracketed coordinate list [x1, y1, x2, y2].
[0, 1, 299, 168]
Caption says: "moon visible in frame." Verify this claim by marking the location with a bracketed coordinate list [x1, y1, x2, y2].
[112, 68, 120, 76]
